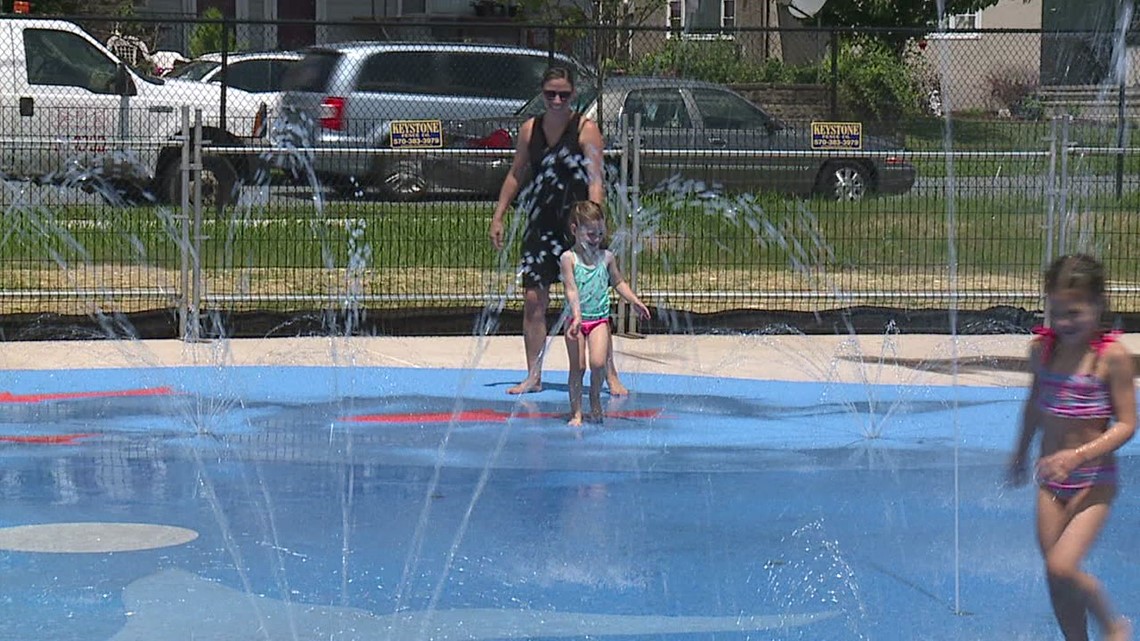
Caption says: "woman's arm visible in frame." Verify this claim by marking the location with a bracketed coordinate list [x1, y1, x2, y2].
[578, 117, 605, 204]
[489, 118, 534, 250]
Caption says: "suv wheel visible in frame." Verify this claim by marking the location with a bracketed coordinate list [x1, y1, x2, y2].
[381, 160, 426, 201]
[819, 161, 871, 201]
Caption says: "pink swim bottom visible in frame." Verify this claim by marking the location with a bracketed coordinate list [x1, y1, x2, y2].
[1038, 464, 1117, 501]
[580, 318, 609, 336]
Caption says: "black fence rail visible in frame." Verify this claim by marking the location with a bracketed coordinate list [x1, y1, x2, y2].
[2, 15, 1140, 338]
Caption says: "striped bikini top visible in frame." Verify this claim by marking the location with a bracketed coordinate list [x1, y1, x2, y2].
[1033, 326, 1119, 419]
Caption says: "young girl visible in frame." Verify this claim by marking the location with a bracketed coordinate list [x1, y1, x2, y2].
[560, 201, 650, 426]
[1008, 254, 1136, 641]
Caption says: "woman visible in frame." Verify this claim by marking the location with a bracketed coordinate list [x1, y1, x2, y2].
[487, 66, 627, 396]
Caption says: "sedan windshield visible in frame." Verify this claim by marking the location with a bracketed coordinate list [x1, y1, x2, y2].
[167, 60, 219, 81]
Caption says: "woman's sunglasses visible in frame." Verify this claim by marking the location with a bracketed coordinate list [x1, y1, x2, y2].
[543, 90, 573, 101]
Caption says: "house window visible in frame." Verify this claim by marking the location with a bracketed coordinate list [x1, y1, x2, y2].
[667, 0, 735, 35]
[931, 10, 982, 38]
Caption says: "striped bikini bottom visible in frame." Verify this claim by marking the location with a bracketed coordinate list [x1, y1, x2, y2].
[1038, 464, 1117, 501]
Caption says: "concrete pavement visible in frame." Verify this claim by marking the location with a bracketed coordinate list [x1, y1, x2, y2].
[0, 333, 1067, 388]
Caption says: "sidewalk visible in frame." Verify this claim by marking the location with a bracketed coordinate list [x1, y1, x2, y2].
[0, 334, 1058, 388]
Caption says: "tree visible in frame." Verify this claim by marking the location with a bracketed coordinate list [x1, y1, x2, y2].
[814, 0, 1008, 56]
[189, 7, 237, 57]
[816, 0, 1003, 30]
[9, 0, 157, 51]
[517, 0, 668, 70]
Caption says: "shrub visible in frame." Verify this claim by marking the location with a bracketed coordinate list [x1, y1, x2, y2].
[831, 35, 925, 123]
[985, 67, 1042, 120]
[189, 7, 237, 58]
[627, 39, 817, 84]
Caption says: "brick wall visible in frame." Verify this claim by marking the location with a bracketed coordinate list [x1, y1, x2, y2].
[729, 83, 834, 121]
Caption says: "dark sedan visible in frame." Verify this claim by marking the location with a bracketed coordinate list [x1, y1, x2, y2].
[430, 76, 916, 201]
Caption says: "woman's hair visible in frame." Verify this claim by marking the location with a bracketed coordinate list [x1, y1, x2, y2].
[569, 200, 604, 227]
[541, 66, 575, 88]
[1044, 254, 1106, 298]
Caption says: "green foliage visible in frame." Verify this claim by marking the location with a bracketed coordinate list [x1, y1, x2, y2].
[817, 0, 1004, 31]
[189, 7, 237, 58]
[627, 36, 922, 122]
[627, 39, 820, 84]
[985, 67, 1043, 120]
[832, 36, 925, 122]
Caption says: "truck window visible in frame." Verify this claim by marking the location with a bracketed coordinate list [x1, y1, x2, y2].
[24, 29, 121, 94]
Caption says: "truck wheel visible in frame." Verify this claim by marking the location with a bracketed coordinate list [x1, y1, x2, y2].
[159, 155, 239, 209]
[77, 177, 153, 207]
[102, 180, 153, 207]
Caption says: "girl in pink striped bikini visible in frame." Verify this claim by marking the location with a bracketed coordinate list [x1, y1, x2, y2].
[1008, 254, 1136, 641]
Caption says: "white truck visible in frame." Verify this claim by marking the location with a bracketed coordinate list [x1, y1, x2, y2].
[0, 18, 268, 206]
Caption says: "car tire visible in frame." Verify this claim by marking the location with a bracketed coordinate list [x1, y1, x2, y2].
[818, 161, 872, 201]
[330, 176, 369, 201]
[380, 160, 427, 201]
[158, 155, 239, 210]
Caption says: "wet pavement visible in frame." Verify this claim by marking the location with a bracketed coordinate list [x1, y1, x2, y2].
[0, 339, 1138, 640]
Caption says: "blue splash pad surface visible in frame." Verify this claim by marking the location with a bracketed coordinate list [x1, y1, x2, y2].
[0, 366, 1137, 641]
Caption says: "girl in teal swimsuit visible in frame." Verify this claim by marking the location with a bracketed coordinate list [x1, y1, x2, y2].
[560, 201, 650, 426]
[1008, 254, 1136, 641]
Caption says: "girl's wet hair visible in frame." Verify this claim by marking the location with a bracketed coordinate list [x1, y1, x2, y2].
[570, 200, 604, 226]
[1045, 254, 1106, 297]
[541, 66, 575, 88]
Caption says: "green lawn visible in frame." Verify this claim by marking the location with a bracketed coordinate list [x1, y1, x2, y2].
[6, 193, 1140, 281]
[10, 192, 1140, 315]
[900, 117, 1140, 178]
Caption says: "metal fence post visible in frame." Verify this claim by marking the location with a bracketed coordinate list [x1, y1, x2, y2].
[1116, 78, 1126, 199]
[1045, 115, 1058, 270]
[628, 113, 642, 336]
[829, 29, 839, 120]
[190, 109, 205, 342]
[1043, 115, 1059, 325]
[1058, 115, 1071, 256]
[219, 15, 229, 133]
[178, 106, 191, 341]
[616, 113, 629, 335]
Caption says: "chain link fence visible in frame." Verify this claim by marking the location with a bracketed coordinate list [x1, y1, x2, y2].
[2, 16, 1140, 338]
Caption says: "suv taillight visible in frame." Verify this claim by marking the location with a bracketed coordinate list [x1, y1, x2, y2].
[319, 97, 346, 131]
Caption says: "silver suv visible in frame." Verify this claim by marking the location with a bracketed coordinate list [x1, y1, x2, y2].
[279, 41, 586, 199]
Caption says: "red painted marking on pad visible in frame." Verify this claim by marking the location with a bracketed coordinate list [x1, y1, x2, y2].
[340, 407, 664, 424]
[0, 433, 97, 444]
[0, 386, 174, 404]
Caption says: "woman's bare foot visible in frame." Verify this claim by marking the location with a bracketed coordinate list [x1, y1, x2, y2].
[607, 375, 629, 396]
[588, 409, 604, 423]
[1106, 617, 1132, 641]
[508, 377, 542, 394]
[568, 413, 583, 427]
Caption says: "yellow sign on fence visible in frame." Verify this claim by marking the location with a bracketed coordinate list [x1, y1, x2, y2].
[810, 121, 862, 150]
[390, 120, 443, 148]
